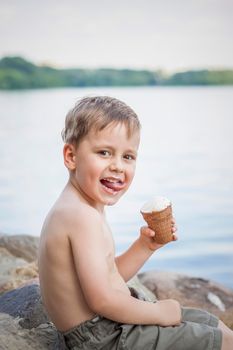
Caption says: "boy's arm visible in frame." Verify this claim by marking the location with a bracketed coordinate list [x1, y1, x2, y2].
[115, 235, 154, 282]
[116, 223, 177, 282]
[70, 212, 181, 326]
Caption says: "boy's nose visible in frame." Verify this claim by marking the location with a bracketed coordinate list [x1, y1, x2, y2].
[109, 158, 124, 173]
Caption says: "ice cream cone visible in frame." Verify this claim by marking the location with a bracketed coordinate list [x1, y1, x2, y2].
[140, 198, 173, 244]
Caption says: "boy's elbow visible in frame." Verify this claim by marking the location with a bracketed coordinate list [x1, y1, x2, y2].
[88, 291, 113, 315]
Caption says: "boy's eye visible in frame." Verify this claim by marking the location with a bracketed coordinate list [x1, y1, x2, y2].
[124, 154, 135, 160]
[99, 150, 111, 157]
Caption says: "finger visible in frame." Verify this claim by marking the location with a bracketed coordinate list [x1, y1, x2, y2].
[147, 228, 155, 237]
[171, 225, 177, 233]
[141, 226, 155, 237]
[172, 234, 178, 241]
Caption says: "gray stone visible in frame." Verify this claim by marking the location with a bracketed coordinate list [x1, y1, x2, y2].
[0, 246, 38, 294]
[0, 234, 39, 262]
[0, 283, 48, 328]
[0, 283, 67, 350]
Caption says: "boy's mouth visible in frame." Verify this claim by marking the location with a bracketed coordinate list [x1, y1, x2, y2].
[100, 177, 125, 194]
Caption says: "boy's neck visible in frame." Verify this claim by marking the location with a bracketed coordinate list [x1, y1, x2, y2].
[66, 179, 106, 215]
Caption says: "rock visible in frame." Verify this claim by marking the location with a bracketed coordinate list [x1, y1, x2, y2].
[0, 246, 39, 295]
[14, 261, 38, 281]
[0, 282, 67, 350]
[207, 292, 226, 312]
[0, 313, 64, 350]
[128, 275, 156, 301]
[138, 270, 233, 330]
[0, 282, 47, 328]
[0, 247, 27, 274]
[0, 234, 39, 262]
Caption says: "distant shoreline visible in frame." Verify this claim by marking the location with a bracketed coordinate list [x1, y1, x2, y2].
[1, 56, 233, 90]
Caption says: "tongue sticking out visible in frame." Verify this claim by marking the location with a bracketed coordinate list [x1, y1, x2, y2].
[100, 179, 122, 191]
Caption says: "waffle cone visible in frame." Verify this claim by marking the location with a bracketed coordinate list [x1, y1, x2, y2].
[141, 205, 173, 244]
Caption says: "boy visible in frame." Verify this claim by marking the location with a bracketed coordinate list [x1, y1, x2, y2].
[38, 96, 233, 349]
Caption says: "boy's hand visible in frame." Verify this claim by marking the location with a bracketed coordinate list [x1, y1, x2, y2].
[154, 299, 182, 326]
[139, 217, 178, 251]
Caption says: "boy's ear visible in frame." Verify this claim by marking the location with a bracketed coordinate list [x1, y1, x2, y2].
[63, 144, 76, 170]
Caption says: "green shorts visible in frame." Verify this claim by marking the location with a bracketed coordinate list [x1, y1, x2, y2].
[61, 288, 222, 350]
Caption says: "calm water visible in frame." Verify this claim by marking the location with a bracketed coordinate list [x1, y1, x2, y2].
[0, 86, 233, 289]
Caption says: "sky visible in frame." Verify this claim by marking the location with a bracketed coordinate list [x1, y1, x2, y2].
[0, 0, 233, 72]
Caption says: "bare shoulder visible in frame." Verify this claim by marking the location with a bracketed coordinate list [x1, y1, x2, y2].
[40, 194, 103, 246]
[67, 203, 105, 246]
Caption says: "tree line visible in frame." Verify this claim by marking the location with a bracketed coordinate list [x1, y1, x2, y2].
[0, 56, 232, 90]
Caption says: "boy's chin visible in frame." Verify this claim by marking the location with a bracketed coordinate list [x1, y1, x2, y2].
[106, 201, 117, 206]
[105, 196, 121, 206]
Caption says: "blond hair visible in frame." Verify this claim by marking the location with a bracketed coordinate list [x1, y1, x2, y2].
[61, 96, 141, 147]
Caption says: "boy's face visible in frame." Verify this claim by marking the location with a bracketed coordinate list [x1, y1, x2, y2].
[69, 122, 140, 211]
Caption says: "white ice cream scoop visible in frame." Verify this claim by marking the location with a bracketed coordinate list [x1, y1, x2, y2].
[141, 196, 171, 213]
